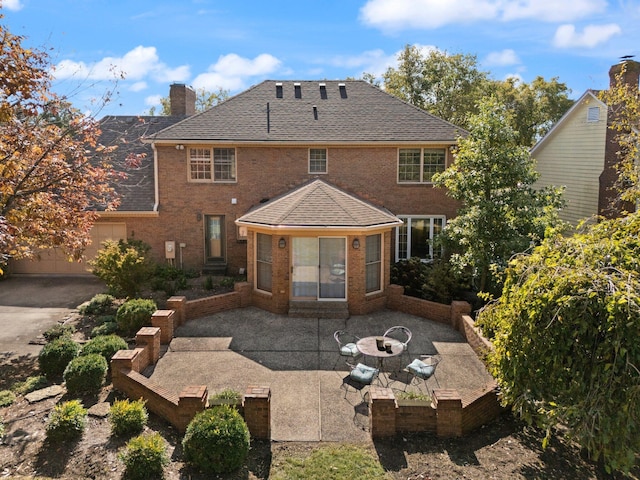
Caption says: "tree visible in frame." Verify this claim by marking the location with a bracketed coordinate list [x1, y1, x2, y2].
[382, 44, 572, 146]
[0, 17, 120, 272]
[433, 96, 564, 294]
[148, 87, 230, 115]
[477, 213, 640, 474]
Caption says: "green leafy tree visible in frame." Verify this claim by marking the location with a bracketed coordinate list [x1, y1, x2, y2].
[148, 87, 230, 115]
[433, 96, 564, 294]
[478, 213, 640, 474]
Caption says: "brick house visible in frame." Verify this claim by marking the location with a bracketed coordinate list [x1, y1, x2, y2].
[14, 80, 463, 315]
[532, 59, 640, 225]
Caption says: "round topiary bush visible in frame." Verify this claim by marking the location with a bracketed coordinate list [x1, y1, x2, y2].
[63, 353, 108, 395]
[81, 334, 128, 362]
[119, 432, 168, 480]
[46, 399, 87, 441]
[90, 321, 118, 338]
[38, 335, 80, 380]
[182, 405, 250, 474]
[79, 293, 116, 316]
[116, 298, 157, 337]
[109, 398, 148, 437]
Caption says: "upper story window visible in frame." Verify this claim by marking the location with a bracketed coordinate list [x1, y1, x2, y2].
[309, 148, 327, 174]
[398, 148, 446, 183]
[189, 147, 236, 182]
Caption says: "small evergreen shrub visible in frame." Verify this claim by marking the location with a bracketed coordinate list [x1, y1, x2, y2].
[63, 354, 108, 395]
[42, 323, 76, 342]
[182, 405, 250, 474]
[203, 275, 214, 290]
[79, 293, 116, 315]
[209, 388, 242, 406]
[91, 321, 118, 338]
[38, 335, 80, 380]
[0, 390, 15, 407]
[81, 334, 128, 361]
[116, 298, 157, 337]
[119, 432, 169, 480]
[89, 239, 153, 297]
[12, 375, 47, 395]
[109, 398, 148, 437]
[46, 399, 87, 441]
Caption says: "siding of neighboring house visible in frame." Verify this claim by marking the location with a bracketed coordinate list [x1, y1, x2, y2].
[532, 93, 607, 225]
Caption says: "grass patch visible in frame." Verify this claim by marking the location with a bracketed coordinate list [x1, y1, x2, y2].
[271, 443, 389, 480]
[12, 375, 48, 395]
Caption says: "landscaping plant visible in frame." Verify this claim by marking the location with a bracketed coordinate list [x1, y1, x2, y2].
[79, 293, 117, 316]
[182, 405, 250, 474]
[63, 353, 108, 395]
[38, 335, 80, 380]
[0, 390, 15, 407]
[81, 334, 127, 362]
[42, 323, 76, 342]
[109, 398, 148, 437]
[89, 239, 153, 297]
[119, 432, 168, 480]
[45, 400, 87, 441]
[115, 298, 157, 337]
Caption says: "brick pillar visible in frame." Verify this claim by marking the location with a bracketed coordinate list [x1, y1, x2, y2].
[136, 327, 161, 365]
[151, 310, 175, 344]
[370, 386, 396, 438]
[234, 282, 252, 307]
[167, 296, 186, 326]
[177, 385, 208, 433]
[450, 300, 471, 332]
[386, 284, 404, 310]
[243, 386, 271, 439]
[434, 389, 463, 437]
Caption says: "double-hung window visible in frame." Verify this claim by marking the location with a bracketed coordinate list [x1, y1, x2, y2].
[398, 148, 446, 183]
[189, 147, 236, 182]
[309, 148, 327, 174]
[396, 216, 445, 262]
[365, 234, 382, 293]
[256, 233, 272, 292]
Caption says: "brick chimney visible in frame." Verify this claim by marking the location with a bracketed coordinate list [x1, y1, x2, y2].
[599, 59, 640, 218]
[169, 84, 196, 116]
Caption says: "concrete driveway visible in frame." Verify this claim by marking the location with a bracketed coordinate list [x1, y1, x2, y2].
[0, 276, 106, 360]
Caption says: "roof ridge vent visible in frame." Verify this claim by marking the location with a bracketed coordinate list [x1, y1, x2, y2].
[275, 82, 283, 99]
[338, 83, 347, 99]
[319, 83, 327, 100]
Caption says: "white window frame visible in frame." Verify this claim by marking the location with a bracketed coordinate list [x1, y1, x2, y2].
[309, 148, 328, 174]
[365, 233, 383, 294]
[256, 233, 272, 293]
[395, 215, 445, 262]
[587, 106, 600, 123]
[397, 147, 447, 184]
[188, 147, 237, 183]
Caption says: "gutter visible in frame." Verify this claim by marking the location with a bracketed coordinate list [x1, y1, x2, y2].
[152, 143, 159, 212]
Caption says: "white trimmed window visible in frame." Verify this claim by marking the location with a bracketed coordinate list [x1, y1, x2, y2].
[398, 148, 446, 183]
[396, 216, 445, 261]
[256, 233, 272, 292]
[189, 147, 236, 182]
[365, 234, 382, 293]
[309, 148, 327, 174]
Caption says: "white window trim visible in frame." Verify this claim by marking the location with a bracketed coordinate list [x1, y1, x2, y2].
[255, 233, 273, 294]
[188, 147, 238, 183]
[365, 233, 384, 296]
[397, 147, 447, 184]
[308, 148, 328, 174]
[587, 106, 600, 123]
[395, 215, 446, 262]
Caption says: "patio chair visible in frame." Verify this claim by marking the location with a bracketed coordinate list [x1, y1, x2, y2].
[342, 362, 379, 400]
[405, 355, 441, 394]
[333, 330, 362, 370]
[383, 325, 412, 371]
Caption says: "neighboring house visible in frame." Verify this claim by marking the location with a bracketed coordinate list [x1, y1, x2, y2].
[14, 80, 464, 316]
[532, 59, 640, 225]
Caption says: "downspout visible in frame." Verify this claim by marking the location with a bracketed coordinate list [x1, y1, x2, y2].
[152, 143, 159, 212]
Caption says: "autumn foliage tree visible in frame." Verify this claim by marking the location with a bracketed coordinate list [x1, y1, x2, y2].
[0, 16, 120, 272]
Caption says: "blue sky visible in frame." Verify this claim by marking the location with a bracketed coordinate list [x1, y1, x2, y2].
[3, 0, 639, 117]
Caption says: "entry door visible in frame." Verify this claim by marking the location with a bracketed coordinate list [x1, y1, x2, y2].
[292, 237, 346, 300]
[205, 215, 225, 262]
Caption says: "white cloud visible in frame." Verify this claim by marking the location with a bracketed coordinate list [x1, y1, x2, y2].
[2, 0, 23, 11]
[130, 81, 148, 92]
[52, 46, 190, 84]
[144, 94, 163, 107]
[328, 49, 398, 77]
[360, 0, 607, 30]
[484, 49, 520, 67]
[553, 23, 622, 48]
[192, 53, 281, 91]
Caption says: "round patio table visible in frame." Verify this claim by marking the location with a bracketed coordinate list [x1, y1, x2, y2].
[356, 336, 403, 370]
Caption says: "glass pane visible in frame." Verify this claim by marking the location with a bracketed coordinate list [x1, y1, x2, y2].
[397, 220, 408, 260]
[319, 237, 345, 299]
[292, 238, 318, 298]
[422, 148, 446, 182]
[398, 148, 421, 182]
[213, 148, 236, 181]
[309, 149, 327, 173]
[410, 218, 429, 259]
[365, 234, 381, 293]
[205, 215, 224, 260]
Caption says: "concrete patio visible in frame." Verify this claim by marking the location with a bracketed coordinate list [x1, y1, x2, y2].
[148, 306, 495, 442]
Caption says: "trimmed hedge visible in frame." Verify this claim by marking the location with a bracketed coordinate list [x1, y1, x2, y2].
[46, 399, 87, 441]
[109, 398, 148, 437]
[63, 353, 108, 395]
[116, 299, 157, 337]
[38, 335, 80, 380]
[81, 334, 128, 362]
[119, 432, 169, 480]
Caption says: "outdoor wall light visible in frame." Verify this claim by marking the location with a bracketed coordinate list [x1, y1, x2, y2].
[175, 144, 185, 150]
[278, 237, 286, 249]
[352, 238, 360, 249]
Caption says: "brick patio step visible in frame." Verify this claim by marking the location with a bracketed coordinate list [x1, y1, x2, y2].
[288, 300, 349, 319]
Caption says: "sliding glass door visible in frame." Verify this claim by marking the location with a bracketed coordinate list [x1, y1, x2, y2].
[291, 237, 346, 300]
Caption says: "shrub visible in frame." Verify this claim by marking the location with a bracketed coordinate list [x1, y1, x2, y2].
[46, 399, 87, 441]
[79, 293, 116, 316]
[82, 334, 128, 362]
[91, 321, 118, 338]
[116, 298, 157, 337]
[203, 275, 214, 290]
[182, 405, 250, 474]
[109, 398, 148, 437]
[42, 323, 76, 342]
[38, 335, 80, 380]
[0, 418, 4, 438]
[89, 239, 153, 297]
[209, 388, 242, 406]
[0, 390, 15, 407]
[12, 375, 47, 395]
[63, 354, 108, 395]
[119, 432, 169, 480]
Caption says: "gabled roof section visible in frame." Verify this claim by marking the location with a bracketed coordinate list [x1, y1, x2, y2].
[98, 115, 186, 211]
[531, 90, 606, 155]
[236, 179, 403, 229]
[149, 80, 465, 144]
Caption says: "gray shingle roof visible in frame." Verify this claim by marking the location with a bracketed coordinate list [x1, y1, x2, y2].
[98, 115, 186, 211]
[149, 80, 464, 143]
[236, 179, 403, 229]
